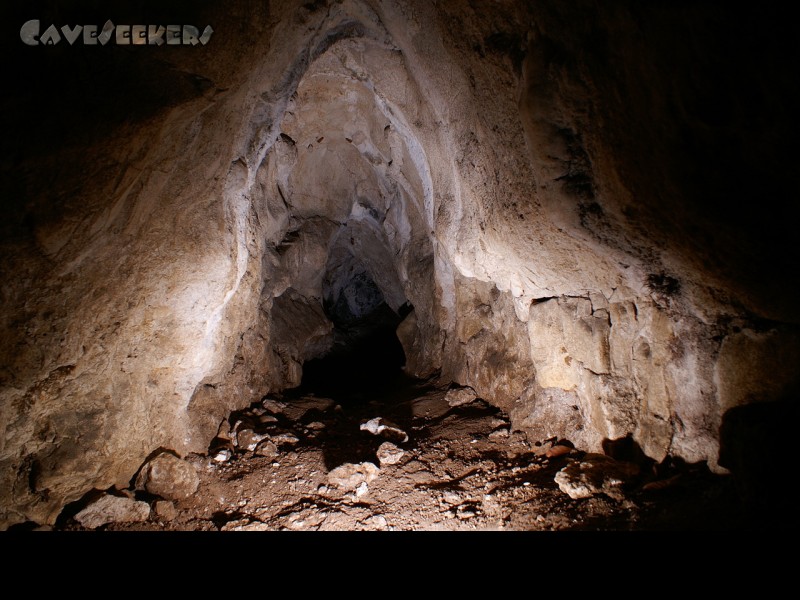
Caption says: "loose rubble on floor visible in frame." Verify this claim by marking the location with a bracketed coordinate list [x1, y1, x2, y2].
[52, 380, 756, 531]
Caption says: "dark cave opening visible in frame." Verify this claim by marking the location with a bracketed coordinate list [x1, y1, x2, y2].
[299, 267, 415, 402]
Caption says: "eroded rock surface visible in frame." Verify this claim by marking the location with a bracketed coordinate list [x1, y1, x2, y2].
[73, 495, 151, 530]
[555, 454, 640, 501]
[135, 453, 200, 501]
[327, 462, 381, 491]
[1, 1, 798, 527]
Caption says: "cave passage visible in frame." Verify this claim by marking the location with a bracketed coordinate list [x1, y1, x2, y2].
[299, 268, 415, 402]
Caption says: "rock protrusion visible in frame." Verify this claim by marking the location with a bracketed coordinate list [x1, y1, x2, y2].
[445, 386, 479, 407]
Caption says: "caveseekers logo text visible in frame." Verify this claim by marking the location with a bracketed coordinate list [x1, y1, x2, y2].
[20, 19, 213, 46]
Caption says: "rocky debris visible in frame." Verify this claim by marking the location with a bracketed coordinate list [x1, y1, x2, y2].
[445, 387, 478, 407]
[360, 417, 409, 443]
[457, 506, 476, 520]
[489, 428, 509, 439]
[546, 443, 574, 458]
[213, 448, 232, 462]
[306, 421, 326, 430]
[554, 453, 640, 500]
[280, 397, 336, 421]
[376, 441, 404, 466]
[366, 515, 388, 529]
[255, 440, 279, 458]
[272, 433, 300, 446]
[259, 415, 279, 424]
[236, 428, 268, 452]
[135, 453, 200, 501]
[441, 492, 462, 506]
[53, 381, 750, 532]
[153, 500, 178, 521]
[227, 521, 272, 531]
[74, 494, 151, 529]
[328, 462, 380, 491]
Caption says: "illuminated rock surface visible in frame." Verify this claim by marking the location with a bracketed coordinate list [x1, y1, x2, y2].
[0, 1, 797, 528]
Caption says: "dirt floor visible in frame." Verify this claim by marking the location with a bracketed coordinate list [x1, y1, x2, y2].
[45, 372, 786, 533]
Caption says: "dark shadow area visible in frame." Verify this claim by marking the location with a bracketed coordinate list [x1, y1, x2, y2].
[300, 300, 412, 402]
[719, 397, 800, 522]
[281, 266, 426, 468]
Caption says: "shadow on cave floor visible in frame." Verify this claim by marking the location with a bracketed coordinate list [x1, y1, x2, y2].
[269, 300, 433, 470]
[283, 316, 433, 470]
[54, 385, 793, 531]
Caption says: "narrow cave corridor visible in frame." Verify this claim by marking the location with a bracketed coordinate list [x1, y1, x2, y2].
[1, 1, 799, 532]
[300, 218, 416, 401]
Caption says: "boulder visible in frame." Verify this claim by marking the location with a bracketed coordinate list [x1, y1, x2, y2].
[135, 453, 200, 501]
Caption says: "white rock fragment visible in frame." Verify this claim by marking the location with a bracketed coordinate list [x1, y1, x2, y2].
[135, 453, 200, 500]
[376, 441, 404, 466]
[445, 387, 478, 407]
[489, 428, 509, 439]
[355, 482, 369, 497]
[327, 462, 380, 491]
[360, 417, 408, 443]
[213, 449, 231, 462]
[74, 495, 151, 529]
[272, 433, 300, 446]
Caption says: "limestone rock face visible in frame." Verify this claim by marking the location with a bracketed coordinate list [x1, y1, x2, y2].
[1, 1, 798, 527]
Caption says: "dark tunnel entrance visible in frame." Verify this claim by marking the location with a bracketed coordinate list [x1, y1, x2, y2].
[299, 296, 413, 401]
[297, 221, 418, 402]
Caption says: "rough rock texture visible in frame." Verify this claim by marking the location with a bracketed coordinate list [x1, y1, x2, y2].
[73, 494, 151, 530]
[1, 1, 798, 527]
[445, 387, 479, 408]
[376, 441, 404, 466]
[327, 462, 380, 491]
[134, 453, 200, 501]
[554, 454, 640, 500]
[153, 500, 178, 522]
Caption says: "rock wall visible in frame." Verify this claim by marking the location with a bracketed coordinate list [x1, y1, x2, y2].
[1, 0, 797, 527]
